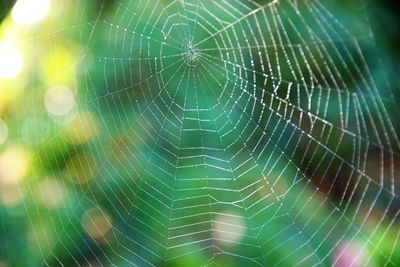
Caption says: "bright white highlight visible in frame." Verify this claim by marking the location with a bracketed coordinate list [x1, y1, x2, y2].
[12, 0, 51, 26]
[0, 42, 23, 79]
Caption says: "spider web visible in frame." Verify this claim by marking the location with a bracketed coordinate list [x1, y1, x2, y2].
[17, 0, 400, 266]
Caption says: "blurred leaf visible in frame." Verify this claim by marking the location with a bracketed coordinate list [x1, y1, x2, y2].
[0, 0, 15, 23]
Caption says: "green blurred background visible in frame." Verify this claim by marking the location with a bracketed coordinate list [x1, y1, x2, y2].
[0, 0, 399, 266]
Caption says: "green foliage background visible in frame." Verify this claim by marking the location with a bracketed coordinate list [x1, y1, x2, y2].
[0, 0, 399, 266]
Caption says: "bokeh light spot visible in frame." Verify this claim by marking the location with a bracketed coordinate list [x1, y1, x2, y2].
[11, 0, 51, 26]
[214, 212, 246, 247]
[333, 240, 373, 267]
[66, 112, 99, 144]
[27, 223, 54, 253]
[0, 184, 24, 207]
[81, 208, 113, 241]
[34, 178, 68, 209]
[64, 154, 97, 185]
[0, 147, 30, 186]
[44, 85, 77, 124]
[0, 42, 23, 79]
[0, 119, 8, 145]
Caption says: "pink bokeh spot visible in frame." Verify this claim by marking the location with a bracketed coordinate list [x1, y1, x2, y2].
[333, 241, 366, 267]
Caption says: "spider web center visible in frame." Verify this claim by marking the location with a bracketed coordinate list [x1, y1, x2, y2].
[183, 40, 200, 67]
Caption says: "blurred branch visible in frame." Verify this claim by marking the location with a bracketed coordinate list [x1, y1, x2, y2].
[0, 0, 15, 24]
